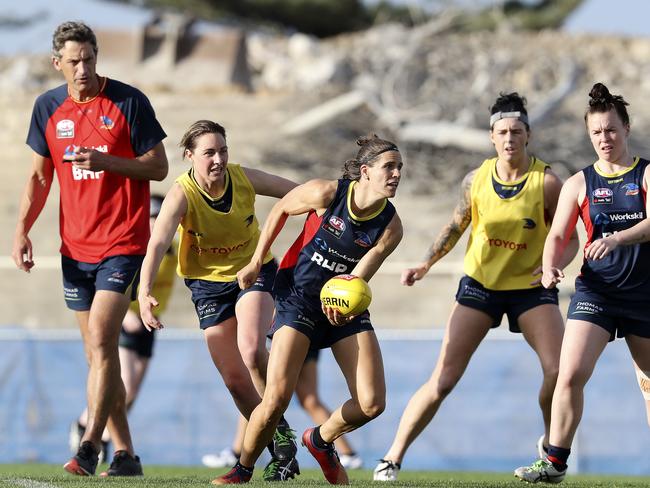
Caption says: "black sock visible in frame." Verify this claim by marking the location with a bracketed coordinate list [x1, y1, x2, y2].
[277, 416, 289, 429]
[235, 461, 254, 474]
[547, 445, 570, 470]
[312, 426, 331, 449]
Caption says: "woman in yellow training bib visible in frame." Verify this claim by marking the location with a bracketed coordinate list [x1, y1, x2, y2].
[373, 92, 579, 481]
[137, 120, 300, 481]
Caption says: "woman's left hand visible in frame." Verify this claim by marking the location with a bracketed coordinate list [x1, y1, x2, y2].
[584, 235, 618, 260]
[321, 304, 353, 326]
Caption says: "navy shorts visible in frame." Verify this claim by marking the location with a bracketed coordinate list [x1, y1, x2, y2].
[305, 348, 320, 362]
[269, 293, 373, 349]
[185, 260, 277, 330]
[119, 323, 155, 358]
[567, 279, 650, 341]
[455, 275, 559, 333]
[61, 254, 144, 311]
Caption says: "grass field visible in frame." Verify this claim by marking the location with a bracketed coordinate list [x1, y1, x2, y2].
[0, 465, 648, 488]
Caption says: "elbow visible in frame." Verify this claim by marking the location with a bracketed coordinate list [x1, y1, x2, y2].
[152, 162, 168, 181]
[152, 170, 168, 182]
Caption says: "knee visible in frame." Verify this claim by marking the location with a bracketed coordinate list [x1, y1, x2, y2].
[430, 370, 461, 399]
[555, 369, 589, 391]
[358, 395, 385, 420]
[261, 392, 291, 422]
[543, 366, 560, 385]
[297, 392, 318, 412]
[239, 345, 266, 374]
[222, 372, 255, 400]
[86, 334, 117, 361]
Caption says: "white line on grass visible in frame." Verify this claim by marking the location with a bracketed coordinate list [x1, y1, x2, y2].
[3, 479, 60, 488]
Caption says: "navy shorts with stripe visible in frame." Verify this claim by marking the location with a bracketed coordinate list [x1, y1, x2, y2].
[61, 254, 144, 311]
[269, 292, 373, 349]
[185, 260, 277, 330]
[568, 278, 650, 341]
[455, 275, 559, 332]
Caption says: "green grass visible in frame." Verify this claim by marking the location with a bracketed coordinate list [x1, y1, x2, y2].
[0, 465, 648, 487]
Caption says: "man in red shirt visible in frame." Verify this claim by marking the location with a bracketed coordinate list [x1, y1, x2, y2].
[12, 20, 168, 477]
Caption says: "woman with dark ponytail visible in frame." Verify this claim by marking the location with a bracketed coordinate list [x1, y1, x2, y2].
[516, 83, 650, 483]
[212, 135, 403, 485]
[374, 92, 577, 482]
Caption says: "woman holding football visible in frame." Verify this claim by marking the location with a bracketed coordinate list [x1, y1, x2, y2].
[374, 92, 579, 482]
[212, 134, 403, 485]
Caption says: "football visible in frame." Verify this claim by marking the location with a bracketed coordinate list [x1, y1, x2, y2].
[320, 274, 372, 317]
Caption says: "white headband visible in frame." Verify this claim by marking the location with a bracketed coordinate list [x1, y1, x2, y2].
[489, 111, 529, 127]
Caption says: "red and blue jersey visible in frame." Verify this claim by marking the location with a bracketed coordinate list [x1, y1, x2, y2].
[578, 157, 650, 294]
[275, 178, 395, 301]
[26, 77, 166, 263]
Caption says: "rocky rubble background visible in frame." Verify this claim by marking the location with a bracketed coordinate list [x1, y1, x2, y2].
[2, 22, 650, 328]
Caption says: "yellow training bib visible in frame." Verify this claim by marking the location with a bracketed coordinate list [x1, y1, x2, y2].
[463, 157, 549, 290]
[176, 164, 272, 282]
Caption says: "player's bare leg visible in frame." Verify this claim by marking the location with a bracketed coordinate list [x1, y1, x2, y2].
[627, 336, 650, 426]
[235, 291, 274, 395]
[382, 304, 491, 465]
[204, 317, 263, 418]
[79, 290, 133, 455]
[240, 327, 308, 465]
[519, 304, 563, 453]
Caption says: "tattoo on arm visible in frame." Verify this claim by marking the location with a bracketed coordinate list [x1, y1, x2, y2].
[423, 172, 473, 266]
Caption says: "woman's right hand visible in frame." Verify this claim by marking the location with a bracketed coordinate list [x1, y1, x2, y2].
[541, 267, 564, 289]
[139, 293, 163, 331]
[237, 262, 261, 289]
[401, 263, 428, 286]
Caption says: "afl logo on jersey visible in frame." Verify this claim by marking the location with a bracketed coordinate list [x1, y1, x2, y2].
[323, 216, 346, 238]
[592, 188, 613, 205]
[622, 183, 639, 196]
[354, 232, 372, 248]
[56, 119, 74, 139]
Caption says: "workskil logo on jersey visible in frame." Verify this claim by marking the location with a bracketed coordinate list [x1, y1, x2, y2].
[592, 187, 613, 205]
[323, 216, 346, 238]
[56, 119, 74, 138]
[622, 183, 639, 196]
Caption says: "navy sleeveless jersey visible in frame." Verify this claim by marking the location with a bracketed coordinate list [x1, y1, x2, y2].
[275, 179, 396, 300]
[579, 158, 650, 294]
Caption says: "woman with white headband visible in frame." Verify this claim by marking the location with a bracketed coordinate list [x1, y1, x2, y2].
[374, 92, 579, 482]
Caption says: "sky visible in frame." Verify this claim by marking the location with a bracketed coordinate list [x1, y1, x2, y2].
[563, 0, 650, 38]
[1, 0, 648, 56]
[366, 0, 650, 38]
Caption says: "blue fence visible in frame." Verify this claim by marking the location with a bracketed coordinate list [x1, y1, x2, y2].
[1, 328, 648, 475]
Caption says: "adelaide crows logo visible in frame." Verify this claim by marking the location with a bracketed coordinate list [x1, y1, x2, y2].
[99, 115, 114, 129]
[522, 218, 536, 229]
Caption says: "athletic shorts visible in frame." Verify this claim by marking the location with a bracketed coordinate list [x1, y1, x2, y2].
[61, 254, 144, 311]
[269, 292, 373, 349]
[455, 275, 559, 333]
[567, 279, 650, 341]
[119, 323, 155, 358]
[185, 260, 277, 330]
[305, 347, 320, 362]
